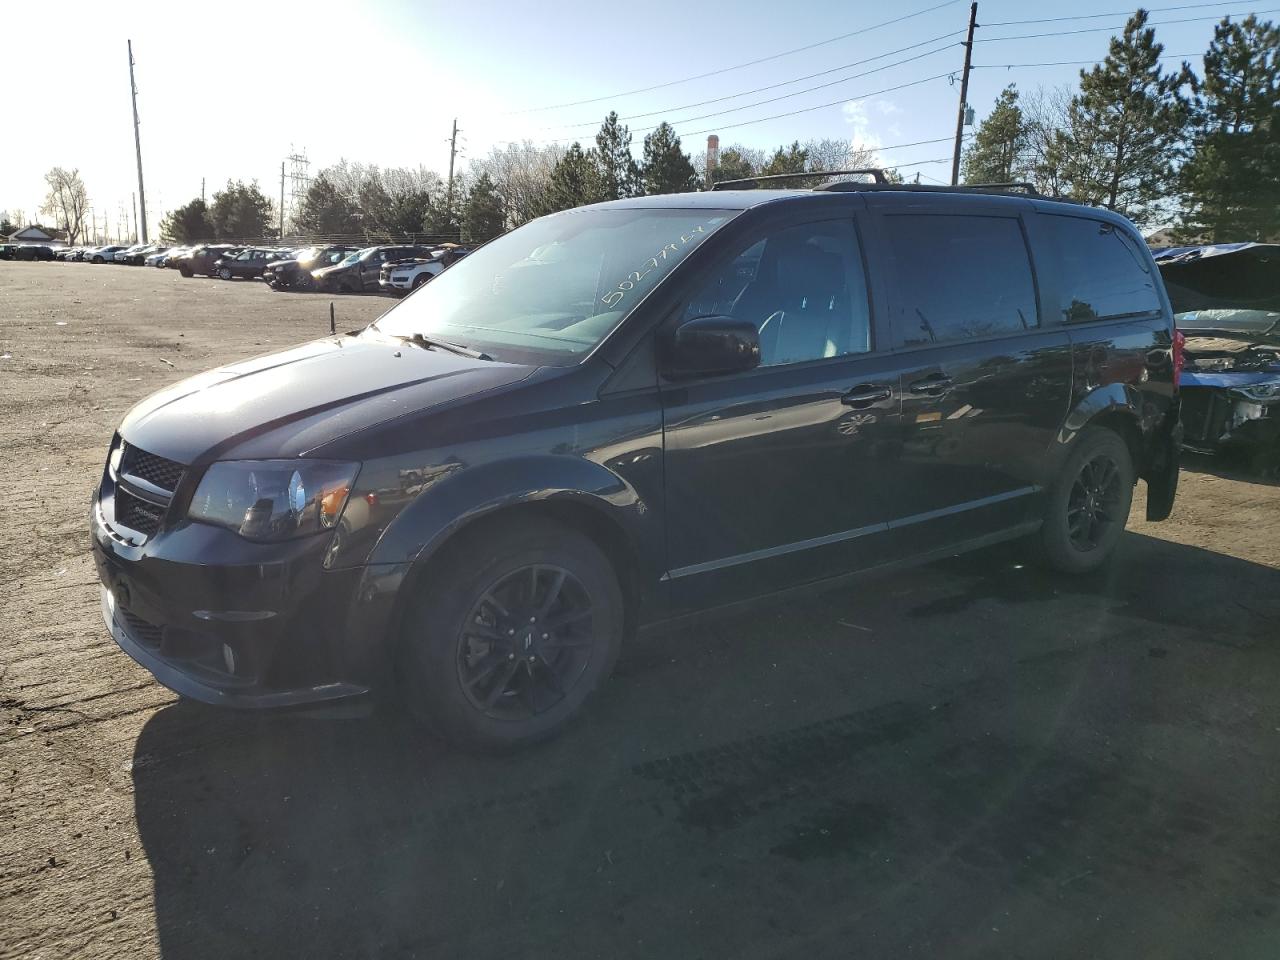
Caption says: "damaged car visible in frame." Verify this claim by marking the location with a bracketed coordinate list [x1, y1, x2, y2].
[1154, 242, 1280, 469]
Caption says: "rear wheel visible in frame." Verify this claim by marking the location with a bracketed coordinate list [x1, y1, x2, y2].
[1040, 427, 1134, 574]
[398, 519, 624, 752]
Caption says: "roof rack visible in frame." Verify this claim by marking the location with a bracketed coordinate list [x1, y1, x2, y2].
[817, 180, 1045, 197]
[710, 168, 888, 190]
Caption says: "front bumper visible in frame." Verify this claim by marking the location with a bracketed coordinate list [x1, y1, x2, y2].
[91, 499, 377, 710]
[1181, 374, 1280, 454]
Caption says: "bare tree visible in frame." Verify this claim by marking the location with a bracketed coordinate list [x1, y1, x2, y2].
[468, 141, 565, 228]
[41, 168, 89, 244]
[804, 138, 879, 176]
[1020, 86, 1075, 197]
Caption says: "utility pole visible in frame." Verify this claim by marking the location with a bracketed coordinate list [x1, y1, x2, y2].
[132, 192, 138, 243]
[128, 40, 148, 241]
[201, 177, 205, 203]
[445, 117, 460, 229]
[950, 2, 978, 186]
[279, 161, 285, 240]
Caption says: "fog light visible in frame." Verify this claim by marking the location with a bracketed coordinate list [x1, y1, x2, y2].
[222, 643, 237, 675]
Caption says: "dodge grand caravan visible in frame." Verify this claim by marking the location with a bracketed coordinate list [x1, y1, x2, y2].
[91, 178, 1182, 750]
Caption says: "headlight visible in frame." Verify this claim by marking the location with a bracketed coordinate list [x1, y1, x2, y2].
[1232, 378, 1280, 401]
[189, 460, 360, 541]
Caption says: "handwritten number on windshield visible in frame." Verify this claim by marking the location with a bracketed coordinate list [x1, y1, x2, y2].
[600, 225, 708, 309]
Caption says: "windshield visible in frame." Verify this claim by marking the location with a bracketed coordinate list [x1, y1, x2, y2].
[374, 207, 733, 364]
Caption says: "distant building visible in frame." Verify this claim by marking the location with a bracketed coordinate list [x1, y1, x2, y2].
[8, 225, 59, 244]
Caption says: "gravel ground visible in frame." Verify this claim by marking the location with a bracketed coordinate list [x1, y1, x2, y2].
[2, 261, 1279, 960]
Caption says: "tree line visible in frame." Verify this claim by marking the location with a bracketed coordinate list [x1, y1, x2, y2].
[38, 8, 1274, 248]
[961, 11, 1280, 239]
[157, 118, 889, 245]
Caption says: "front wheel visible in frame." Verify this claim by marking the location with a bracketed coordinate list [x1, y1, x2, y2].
[218, 267, 233, 280]
[1039, 426, 1134, 574]
[398, 519, 624, 752]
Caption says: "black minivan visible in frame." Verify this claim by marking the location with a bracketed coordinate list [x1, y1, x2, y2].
[91, 180, 1182, 750]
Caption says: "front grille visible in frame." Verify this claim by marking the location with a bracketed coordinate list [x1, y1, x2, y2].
[116, 487, 166, 537]
[120, 443, 184, 492]
[120, 609, 163, 650]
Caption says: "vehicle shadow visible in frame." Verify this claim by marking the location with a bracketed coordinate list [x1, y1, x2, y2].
[133, 532, 1280, 960]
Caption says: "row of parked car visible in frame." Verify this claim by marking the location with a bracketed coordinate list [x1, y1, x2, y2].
[33, 240, 472, 296]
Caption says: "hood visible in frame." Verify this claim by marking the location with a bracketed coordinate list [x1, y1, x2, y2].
[1155, 244, 1280, 374]
[118, 330, 534, 463]
[312, 262, 354, 278]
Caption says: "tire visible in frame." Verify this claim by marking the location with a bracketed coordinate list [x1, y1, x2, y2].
[1039, 426, 1135, 574]
[179, 266, 192, 277]
[398, 518, 624, 752]
[411, 273, 431, 290]
[218, 267, 233, 280]
[92, 256, 103, 264]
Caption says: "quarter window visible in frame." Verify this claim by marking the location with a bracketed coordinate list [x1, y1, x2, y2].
[884, 214, 1038, 347]
[684, 220, 871, 367]
[1042, 214, 1160, 322]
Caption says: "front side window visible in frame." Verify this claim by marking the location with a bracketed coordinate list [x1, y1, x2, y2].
[683, 219, 871, 367]
[1042, 214, 1160, 322]
[376, 207, 734, 364]
[885, 214, 1038, 347]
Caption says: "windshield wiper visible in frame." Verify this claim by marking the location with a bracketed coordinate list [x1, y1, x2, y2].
[402, 332, 493, 361]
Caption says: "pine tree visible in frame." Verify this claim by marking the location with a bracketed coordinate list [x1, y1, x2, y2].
[542, 143, 604, 214]
[1061, 10, 1190, 224]
[159, 198, 215, 243]
[760, 141, 809, 179]
[710, 147, 758, 185]
[962, 85, 1028, 184]
[462, 172, 506, 241]
[1178, 15, 1280, 240]
[640, 122, 701, 195]
[293, 174, 360, 235]
[594, 112, 642, 200]
[208, 180, 273, 240]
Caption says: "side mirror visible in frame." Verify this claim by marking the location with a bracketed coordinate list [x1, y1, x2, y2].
[664, 315, 761, 379]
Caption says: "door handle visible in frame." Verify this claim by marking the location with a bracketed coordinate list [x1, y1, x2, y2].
[907, 375, 954, 397]
[841, 383, 893, 408]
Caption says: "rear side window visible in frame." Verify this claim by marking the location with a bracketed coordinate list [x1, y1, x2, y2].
[884, 214, 1038, 347]
[1041, 214, 1160, 322]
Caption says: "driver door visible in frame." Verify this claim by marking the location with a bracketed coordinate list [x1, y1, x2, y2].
[660, 214, 901, 615]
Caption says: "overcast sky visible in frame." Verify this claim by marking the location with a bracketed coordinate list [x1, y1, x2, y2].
[1, 0, 1259, 238]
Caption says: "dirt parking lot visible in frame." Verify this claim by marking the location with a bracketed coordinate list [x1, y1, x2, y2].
[3, 261, 1280, 960]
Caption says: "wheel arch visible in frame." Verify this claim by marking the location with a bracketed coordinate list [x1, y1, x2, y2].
[349, 456, 663, 689]
[1058, 383, 1147, 477]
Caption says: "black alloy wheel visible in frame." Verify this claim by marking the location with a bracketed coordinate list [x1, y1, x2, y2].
[457, 564, 596, 719]
[1039, 426, 1134, 574]
[1066, 453, 1124, 552]
[398, 518, 623, 752]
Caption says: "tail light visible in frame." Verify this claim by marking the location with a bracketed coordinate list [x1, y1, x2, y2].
[1172, 328, 1186, 389]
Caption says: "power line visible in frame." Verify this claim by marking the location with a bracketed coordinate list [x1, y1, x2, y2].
[983, 0, 1250, 26]
[554, 43, 961, 140]
[677, 71, 956, 139]
[508, 0, 964, 113]
[977, 7, 1280, 42]
[547, 30, 964, 131]
[973, 53, 1197, 68]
